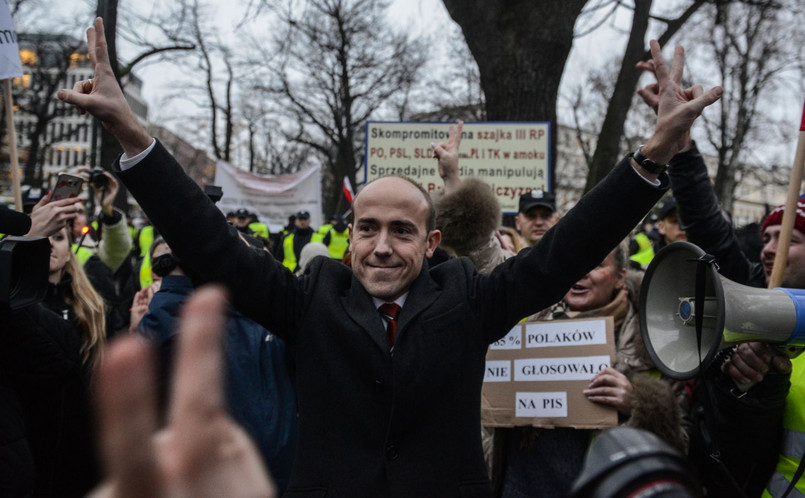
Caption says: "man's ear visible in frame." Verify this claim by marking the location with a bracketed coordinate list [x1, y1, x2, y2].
[425, 229, 442, 258]
[514, 214, 522, 231]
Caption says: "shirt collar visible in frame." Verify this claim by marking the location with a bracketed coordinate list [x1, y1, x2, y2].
[372, 292, 408, 310]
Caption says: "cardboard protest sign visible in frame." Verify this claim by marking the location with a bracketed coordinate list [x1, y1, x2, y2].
[364, 121, 550, 213]
[482, 317, 618, 429]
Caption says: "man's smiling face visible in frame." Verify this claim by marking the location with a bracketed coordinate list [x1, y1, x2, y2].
[349, 177, 441, 301]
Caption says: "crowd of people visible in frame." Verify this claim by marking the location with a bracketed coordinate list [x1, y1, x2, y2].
[1, 15, 802, 498]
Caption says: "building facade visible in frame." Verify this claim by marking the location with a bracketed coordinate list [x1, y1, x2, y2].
[1, 33, 148, 200]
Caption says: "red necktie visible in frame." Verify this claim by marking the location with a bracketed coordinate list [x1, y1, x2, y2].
[378, 303, 401, 349]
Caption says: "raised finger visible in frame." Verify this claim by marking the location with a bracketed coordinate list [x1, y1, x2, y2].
[91, 17, 111, 68]
[670, 46, 685, 84]
[635, 60, 656, 73]
[431, 142, 446, 159]
[86, 22, 97, 66]
[450, 121, 463, 148]
[95, 337, 159, 498]
[649, 40, 669, 84]
[168, 286, 229, 430]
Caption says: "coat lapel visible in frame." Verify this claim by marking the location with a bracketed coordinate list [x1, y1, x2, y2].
[339, 263, 441, 353]
[395, 263, 439, 341]
[341, 274, 388, 353]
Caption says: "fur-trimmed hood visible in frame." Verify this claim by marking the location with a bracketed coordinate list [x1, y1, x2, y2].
[433, 178, 501, 256]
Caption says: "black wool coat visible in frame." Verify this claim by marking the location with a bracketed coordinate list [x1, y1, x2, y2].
[118, 142, 665, 498]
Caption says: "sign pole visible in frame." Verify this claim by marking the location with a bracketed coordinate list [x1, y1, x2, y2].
[3, 78, 21, 211]
[768, 99, 805, 289]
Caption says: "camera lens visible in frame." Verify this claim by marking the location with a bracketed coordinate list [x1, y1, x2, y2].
[90, 169, 109, 189]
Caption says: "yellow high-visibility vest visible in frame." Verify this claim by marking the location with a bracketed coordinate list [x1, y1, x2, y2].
[248, 222, 269, 239]
[763, 355, 805, 497]
[629, 232, 655, 269]
[71, 244, 94, 266]
[324, 228, 350, 259]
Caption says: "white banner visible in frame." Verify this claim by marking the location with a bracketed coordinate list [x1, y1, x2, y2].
[213, 159, 323, 229]
[0, 0, 22, 80]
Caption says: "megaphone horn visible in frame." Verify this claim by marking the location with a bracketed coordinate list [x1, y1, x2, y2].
[639, 241, 805, 380]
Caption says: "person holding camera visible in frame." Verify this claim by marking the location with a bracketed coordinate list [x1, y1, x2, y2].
[1, 209, 107, 497]
[67, 166, 132, 273]
[63, 166, 134, 336]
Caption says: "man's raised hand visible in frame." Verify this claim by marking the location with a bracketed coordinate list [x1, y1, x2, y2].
[640, 40, 722, 164]
[432, 121, 463, 195]
[56, 18, 152, 157]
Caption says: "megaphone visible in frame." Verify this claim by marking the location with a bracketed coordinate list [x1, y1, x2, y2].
[639, 241, 805, 380]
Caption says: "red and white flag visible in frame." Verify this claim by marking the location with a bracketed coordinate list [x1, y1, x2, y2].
[342, 176, 355, 204]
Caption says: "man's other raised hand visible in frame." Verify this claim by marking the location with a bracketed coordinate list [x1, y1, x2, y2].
[56, 18, 152, 157]
[639, 40, 723, 165]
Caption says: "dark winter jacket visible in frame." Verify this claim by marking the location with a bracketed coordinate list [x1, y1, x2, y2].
[137, 274, 298, 492]
[0, 303, 83, 497]
[12, 277, 102, 498]
[83, 253, 129, 337]
[670, 143, 787, 497]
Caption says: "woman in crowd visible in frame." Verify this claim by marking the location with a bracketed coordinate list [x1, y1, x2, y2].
[491, 242, 689, 497]
[22, 224, 106, 497]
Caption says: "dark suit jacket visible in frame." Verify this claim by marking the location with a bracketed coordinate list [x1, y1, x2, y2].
[118, 142, 666, 498]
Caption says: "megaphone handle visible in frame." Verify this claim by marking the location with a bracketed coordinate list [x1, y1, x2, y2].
[729, 345, 803, 393]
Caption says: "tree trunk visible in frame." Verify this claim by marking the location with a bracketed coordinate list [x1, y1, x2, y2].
[97, 0, 128, 212]
[442, 0, 587, 186]
[327, 139, 356, 219]
[713, 153, 737, 215]
[583, 0, 652, 193]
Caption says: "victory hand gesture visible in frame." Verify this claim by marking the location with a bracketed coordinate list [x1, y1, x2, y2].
[639, 40, 722, 165]
[57, 18, 152, 157]
[432, 121, 463, 195]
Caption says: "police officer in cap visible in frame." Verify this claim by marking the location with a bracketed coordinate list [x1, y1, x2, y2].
[231, 208, 256, 235]
[516, 189, 558, 246]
